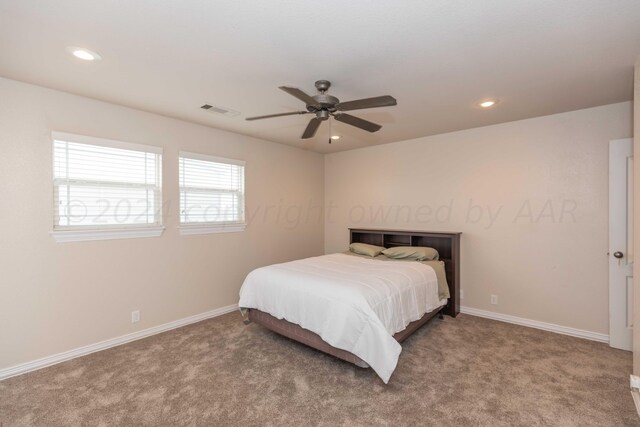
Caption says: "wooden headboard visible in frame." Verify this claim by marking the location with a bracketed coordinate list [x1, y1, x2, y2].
[349, 228, 461, 317]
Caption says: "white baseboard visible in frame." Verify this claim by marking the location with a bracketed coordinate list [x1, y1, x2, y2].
[631, 375, 640, 417]
[0, 303, 238, 381]
[460, 305, 609, 343]
[1, 303, 608, 381]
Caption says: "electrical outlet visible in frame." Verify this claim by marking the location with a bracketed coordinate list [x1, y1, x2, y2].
[490, 294, 498, 305]
[131, 310, 140, 323]
[460, 289, 464, 300]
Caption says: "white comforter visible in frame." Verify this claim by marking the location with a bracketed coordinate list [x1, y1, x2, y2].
[238, 253, 445, 383]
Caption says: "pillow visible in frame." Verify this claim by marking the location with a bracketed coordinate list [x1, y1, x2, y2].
[382, 246, 439, 261]
[349, 242, 386, 257]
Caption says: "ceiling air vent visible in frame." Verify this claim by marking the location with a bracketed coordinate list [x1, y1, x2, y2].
[200, 104, 240, 117]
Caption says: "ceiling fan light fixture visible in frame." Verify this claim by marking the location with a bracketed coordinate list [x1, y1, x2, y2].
[66, 46, 102, 61]
[246, 80, 397, 139]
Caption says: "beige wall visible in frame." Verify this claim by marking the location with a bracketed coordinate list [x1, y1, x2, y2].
[325, 102, 632, 335]
[0, 77, 324, 370]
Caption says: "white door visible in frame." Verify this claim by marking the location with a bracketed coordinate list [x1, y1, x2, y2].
[609, 138, 633, 351]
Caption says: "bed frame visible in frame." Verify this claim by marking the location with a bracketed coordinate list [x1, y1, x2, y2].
[247, 228, 461, 367]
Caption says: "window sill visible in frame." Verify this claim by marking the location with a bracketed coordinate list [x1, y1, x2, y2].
[51, 226, 165, 243]
[179, 223, 246, 236]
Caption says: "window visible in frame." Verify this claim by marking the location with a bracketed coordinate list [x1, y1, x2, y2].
[52, 132, 163, 242]
[179, 152, 245, 234]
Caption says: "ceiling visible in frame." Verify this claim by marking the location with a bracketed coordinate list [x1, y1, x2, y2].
[1, 1, 639, 154]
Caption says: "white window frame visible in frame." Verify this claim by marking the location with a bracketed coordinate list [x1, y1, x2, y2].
[50, 131, 164, 243]
[178, 151, 246, 236]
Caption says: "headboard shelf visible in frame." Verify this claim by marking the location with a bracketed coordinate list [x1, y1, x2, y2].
[349, 228, 461, 317]
[383, 233, 411, 247]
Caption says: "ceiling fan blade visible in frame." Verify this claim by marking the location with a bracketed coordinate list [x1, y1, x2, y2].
[246, 111, 309, 121]
[302, 117, 323, 139]
[336, 95, 397, 112]
[279, 86, 321, 108]
[333, 113, 382, 133]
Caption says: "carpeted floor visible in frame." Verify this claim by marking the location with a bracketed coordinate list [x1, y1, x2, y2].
[0, 312, 636, 426]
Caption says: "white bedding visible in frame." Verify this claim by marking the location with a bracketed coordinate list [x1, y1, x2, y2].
[238, 253, 446, 383]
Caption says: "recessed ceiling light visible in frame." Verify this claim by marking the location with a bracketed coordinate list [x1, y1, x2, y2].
[479, 100, 497, 108]
[330, 135, 341, 140]
[66, 46, 102, 61]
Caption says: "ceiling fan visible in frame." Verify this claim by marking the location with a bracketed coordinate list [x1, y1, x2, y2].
[246, 80, 397, 139]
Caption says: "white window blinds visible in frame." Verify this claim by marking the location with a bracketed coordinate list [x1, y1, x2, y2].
[179, 152, 245, 225]
[53, 132, 162, 230]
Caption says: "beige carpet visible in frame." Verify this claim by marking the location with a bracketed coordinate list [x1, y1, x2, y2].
[0, 312, 636, 426]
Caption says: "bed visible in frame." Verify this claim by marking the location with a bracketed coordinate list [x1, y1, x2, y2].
[239, 229, 461, 383]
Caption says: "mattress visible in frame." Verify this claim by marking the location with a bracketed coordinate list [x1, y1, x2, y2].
[238, 252, 446, 383]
